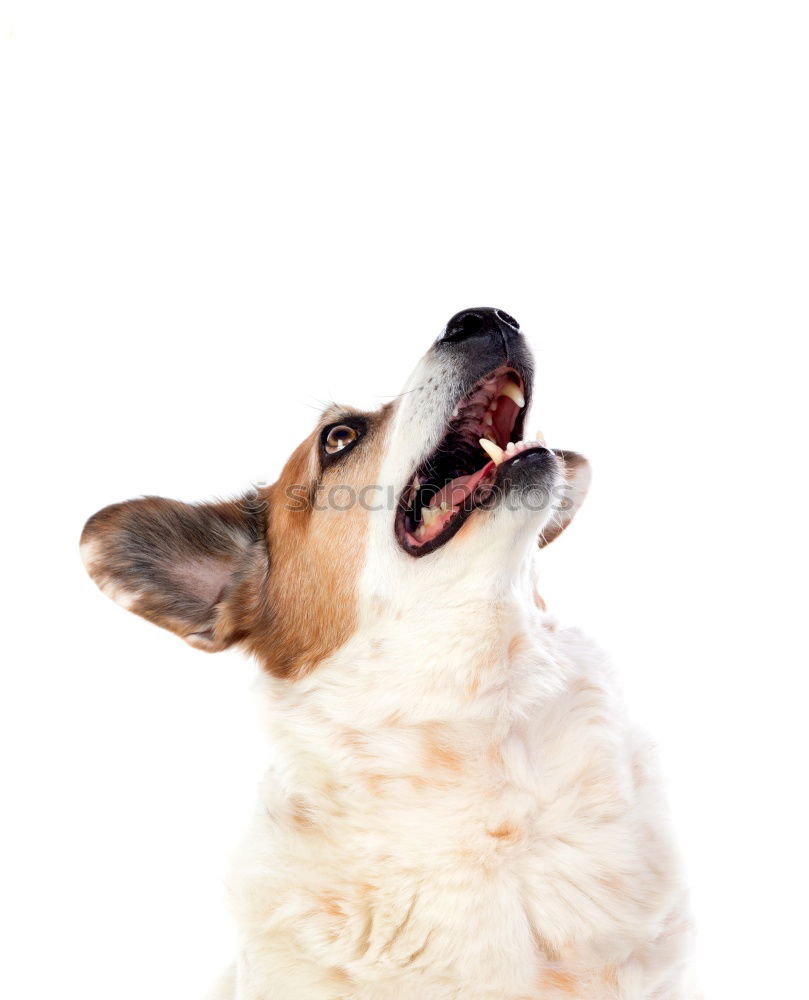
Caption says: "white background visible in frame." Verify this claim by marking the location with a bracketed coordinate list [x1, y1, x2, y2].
[1, 2, 807, 998]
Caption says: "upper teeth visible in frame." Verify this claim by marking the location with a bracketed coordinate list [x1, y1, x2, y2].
[479, 439, 505, 465]
[499, 382, 525, 408]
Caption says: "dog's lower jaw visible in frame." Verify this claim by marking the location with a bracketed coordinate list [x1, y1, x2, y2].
[220, 595, 696, 1000]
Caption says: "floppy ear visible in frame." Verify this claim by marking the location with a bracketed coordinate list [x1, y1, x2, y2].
[539, 450, 591, 547]
[80, 495, 268, 651]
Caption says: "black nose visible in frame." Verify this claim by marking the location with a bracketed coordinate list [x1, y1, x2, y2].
[439, 307, 520, 344]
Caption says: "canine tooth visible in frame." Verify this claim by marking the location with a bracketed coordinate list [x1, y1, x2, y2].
[500, 382, 525, 408]
[534, 429, 546, 444]
[421, 506, 440, 527]
[484, 413, 493, 426]
[479, 438, 505, 465]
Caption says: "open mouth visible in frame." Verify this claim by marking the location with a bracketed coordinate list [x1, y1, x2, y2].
[395, 366, 546, 556]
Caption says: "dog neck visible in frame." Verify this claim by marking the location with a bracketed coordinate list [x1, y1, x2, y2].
[257, 551, 563, 739]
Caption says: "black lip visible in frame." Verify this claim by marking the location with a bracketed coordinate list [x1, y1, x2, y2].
[493, 445, 557, 493]
[394, 355, 533, 558]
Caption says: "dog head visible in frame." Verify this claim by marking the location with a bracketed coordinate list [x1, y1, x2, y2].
[81, 308, 589, 676]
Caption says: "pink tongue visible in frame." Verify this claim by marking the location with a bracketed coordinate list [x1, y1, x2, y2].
[409, 461, 495, 546]
[427, 462, 493, 510]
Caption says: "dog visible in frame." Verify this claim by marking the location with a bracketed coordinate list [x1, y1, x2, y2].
[81, 308, 696, 999]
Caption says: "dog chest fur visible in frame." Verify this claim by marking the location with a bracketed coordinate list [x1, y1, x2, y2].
[224, 596, 690, 999]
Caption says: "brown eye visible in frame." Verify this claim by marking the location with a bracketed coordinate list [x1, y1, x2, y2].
[324, 424, 359, 455]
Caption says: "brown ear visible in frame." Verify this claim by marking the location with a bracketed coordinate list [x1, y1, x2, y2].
[80, 495, 268, 651]
[539, 450, 591, 547]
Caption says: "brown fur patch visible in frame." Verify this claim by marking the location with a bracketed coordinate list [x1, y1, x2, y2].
[539, 968, 580, 994]
[487, 822, 520, 841]
[530, 926, 561, 962]
[422, 727, 464, 772]
[318, 894, 346, 918]
[343, 729, 373, 752]
[601, 964, 620, 988]
[508, 632, 529, 660]
[365, 774, 388, 795]
[330, 967, 353, 987]
[288, 794, 317, 830]
[247, 405, 394, 676]
[597, 873, 625, 895]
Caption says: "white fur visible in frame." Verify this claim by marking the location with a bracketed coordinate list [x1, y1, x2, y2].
[81, 537, 141, 610]
[221, 607, 695, 998]
[213, 340, 697, 998]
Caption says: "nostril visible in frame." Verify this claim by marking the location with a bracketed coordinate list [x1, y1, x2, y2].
[459, 313, 484, 337]
[444, 311, 485, 342]
[495, 309, 519, 330]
